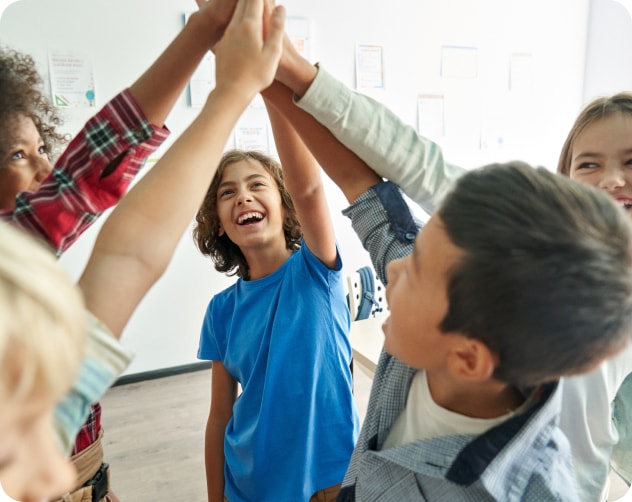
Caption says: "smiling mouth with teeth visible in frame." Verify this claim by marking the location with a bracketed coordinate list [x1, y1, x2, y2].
[237, 212, 264, 225]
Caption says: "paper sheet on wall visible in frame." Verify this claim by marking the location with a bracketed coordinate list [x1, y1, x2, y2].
[183, 12, 216, 108]
[417, 94, 445, 142]
[48, 50, 95, 107]
[440, 45, 477, 79]
[235, 96, 270, 153]
[189, 52, 215, 108]
[480, 117, 505, 151]
[234, 124, 269, 153]
[287, 17, 310, 60]
[509, 53, 533, 94]
[355, 43, 385, 90]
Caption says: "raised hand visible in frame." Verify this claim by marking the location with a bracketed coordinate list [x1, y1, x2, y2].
[214, 0, 285, 100]
[194, 0, 238, 49]
[273, 32, 317, 98]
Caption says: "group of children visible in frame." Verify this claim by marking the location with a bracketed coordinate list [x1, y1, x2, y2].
[1, 0, 632, 501]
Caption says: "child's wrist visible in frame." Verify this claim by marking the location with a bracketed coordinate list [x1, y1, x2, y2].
[186, 10, 222, 51]
[277, 58, 317, 99]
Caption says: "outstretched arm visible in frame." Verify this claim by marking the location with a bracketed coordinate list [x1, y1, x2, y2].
[262, 79, 381, 205]
[263, 48, 421, 286]
[263, 93, 339, 267]
[79, 0, 285, 338]
[274, 34, 463, 213]
[5, 0, 241, 255]
[129, 0, 237, 128]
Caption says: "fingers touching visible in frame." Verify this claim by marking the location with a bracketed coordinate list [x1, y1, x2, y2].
[214, 0, 285, 96]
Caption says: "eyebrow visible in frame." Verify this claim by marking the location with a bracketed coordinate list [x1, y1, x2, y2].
[573, 148, 632, 161]
[218, 173, 267, 189]
[7, 137, 42, 147]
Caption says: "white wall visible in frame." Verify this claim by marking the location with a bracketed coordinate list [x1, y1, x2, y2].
[0, 0, 590, 374]
[584, 0, 632, 101]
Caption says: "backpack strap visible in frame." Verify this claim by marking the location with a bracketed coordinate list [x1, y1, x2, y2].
[355, 266, 378, 320]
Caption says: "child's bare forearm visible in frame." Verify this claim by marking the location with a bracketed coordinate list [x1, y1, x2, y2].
[205, 416, 227, 502]
[79, 0, 286, 338]
[129, 0, 236, 127]
[265, 93, 338, 267]
[275, 38, 318, 99]
[262, 81, 382, 204]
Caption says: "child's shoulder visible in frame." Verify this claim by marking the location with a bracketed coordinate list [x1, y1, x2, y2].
[209, 280, 240, 305]
[297, 240, 343, 275]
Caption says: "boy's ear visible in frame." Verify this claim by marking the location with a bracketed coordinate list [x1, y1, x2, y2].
[218, 224, 225, 236]
[446, 337, 497, 382]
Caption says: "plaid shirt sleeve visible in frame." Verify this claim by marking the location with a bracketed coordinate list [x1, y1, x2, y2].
[71, 404, 100, 455]
[0, 88, 169, 256]
[342, 181, 420, 285]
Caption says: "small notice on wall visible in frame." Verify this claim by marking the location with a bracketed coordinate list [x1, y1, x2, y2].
[509, 53, 534, 94]
[287, 17, 310, 60]
[48, 50, 96, 108]
[189, 52, 215, 108]
[355, 43, 385, 90]
[440, 45, 478, 79]
[183, 12, 215, 108]
[233, 94, 271, 153]
[417, 94, 445, 141]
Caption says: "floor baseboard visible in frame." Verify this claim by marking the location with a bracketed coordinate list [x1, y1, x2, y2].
[113, 361, 212, 387]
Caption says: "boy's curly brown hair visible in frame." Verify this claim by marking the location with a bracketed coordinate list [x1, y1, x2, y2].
[193, 150, 302, 279]
[0, 47, 67, 166]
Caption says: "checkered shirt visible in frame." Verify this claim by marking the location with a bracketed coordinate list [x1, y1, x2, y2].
[1, 88, 168, 256]
[337, 184, 578, 501]
[1, 89, 168, 454]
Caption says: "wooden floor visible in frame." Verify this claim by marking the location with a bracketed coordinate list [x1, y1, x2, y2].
[101, 367, 632, 501]
[100, 366, 373, 502]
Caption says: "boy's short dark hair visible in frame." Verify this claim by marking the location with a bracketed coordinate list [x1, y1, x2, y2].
[193, 149, 302, 278]
[438, 161, 632, 387]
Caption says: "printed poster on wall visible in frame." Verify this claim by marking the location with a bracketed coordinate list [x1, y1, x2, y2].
[287, 17, 310, 60]
[48, 50, 96, 108]
[234, 94, 271, 154]
[355, 43, 385, 90]
[234, 124, 269, 153]
[189, 52, 215, 108]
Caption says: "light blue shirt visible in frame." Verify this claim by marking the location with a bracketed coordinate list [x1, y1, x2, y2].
[54, 311, 132, 453]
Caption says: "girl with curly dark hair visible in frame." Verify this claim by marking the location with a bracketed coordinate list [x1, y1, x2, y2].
[0, 1, 251, 500]
[0, 48, 67, 210]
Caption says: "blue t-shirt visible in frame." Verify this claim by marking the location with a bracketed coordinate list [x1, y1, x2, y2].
[198, 243, 359, 502]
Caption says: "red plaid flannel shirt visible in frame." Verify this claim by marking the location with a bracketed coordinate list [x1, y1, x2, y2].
[1, 88, 169, 256]
[0, 88, 169, 453]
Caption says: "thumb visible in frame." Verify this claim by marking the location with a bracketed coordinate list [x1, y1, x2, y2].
[263, 5, 285, 56]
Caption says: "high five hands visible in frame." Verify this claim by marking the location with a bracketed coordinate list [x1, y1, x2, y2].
[213, 0, 285, 99]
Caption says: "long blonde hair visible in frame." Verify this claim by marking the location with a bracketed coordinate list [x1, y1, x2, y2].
[0, 222, 85, 408]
